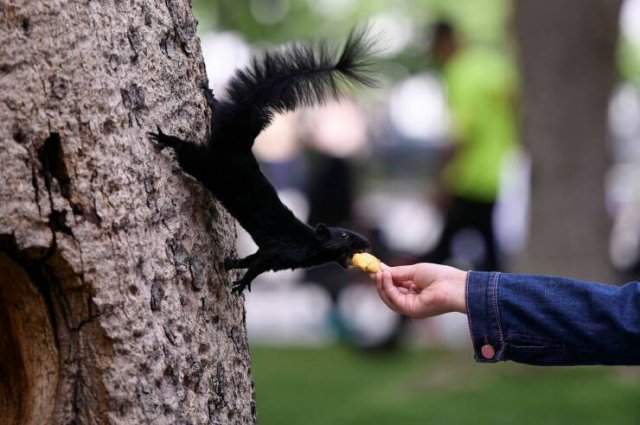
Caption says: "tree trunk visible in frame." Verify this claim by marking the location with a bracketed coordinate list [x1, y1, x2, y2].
[0, 1, 255, 424]
[514, 0, 621, 281]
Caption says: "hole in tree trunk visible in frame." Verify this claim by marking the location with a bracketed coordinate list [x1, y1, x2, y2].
[0, 253, 59, 425]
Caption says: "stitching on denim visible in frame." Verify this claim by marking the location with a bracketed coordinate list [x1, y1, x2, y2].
[510, 344, 564, 350]
[465, 271, 478, 355]
[492, 273, 505, 352]
[495, 273, 505, 346]
[507, 332, 559, 345]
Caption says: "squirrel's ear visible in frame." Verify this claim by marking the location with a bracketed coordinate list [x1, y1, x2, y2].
[314, 223, 331, 241]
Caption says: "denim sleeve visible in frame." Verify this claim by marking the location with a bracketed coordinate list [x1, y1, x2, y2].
[466, 271, 640, 365]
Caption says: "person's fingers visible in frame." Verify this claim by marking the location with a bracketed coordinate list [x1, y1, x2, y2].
[371, 271, 382, 291]
[379, 289, 396, 310]
[381, 270, 414, 315]
[375, 271, 387, 300]
[393, 281, 419, 295]
[388, 265, 417, 282]
[396, 286, 412, 295]
[376, 272, 397, 312]
[364, 264, 388, 281]
[394, 279, 416, 291]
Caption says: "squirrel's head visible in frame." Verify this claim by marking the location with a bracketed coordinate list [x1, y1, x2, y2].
[314, 223, 370, 268]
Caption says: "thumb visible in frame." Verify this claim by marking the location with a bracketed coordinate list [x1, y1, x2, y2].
[388, 265, 417, 282]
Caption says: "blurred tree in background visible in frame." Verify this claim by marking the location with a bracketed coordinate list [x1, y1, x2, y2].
[514, 0, 622, 281]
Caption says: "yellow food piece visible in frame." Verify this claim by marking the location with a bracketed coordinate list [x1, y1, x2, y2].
[351, 253, 381, 273]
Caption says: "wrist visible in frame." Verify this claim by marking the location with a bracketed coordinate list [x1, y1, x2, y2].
[447, 270, 468, 314]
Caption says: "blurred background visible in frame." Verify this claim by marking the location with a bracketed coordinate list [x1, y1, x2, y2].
[194, 0, 640, 423]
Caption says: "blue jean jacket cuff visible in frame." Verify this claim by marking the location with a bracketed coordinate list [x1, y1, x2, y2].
[466, 271, 504, 362]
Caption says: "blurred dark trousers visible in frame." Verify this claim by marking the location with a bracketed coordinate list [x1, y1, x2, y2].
[422, 195, 500, 271]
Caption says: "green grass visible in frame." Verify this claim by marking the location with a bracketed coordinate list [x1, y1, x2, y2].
[251, 345, 640, 425]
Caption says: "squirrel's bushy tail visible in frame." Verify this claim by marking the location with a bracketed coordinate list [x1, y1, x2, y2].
[213, 27, 377, 147]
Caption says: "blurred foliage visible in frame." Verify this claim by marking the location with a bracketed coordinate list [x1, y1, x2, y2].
[194, 0, 509, 74]
[252, 345, 640, 425]
[195, 0, 509, 43]
[194, 0, 640, 83]
[619, 39, 640, 85]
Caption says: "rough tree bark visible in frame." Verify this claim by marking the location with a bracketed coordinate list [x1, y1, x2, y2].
[514, 0, 622, 281]
[0, 1, 255, 424]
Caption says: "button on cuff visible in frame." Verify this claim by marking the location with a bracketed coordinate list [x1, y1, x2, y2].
[466, 271, 504, 363]
[480, 344, 496, 360]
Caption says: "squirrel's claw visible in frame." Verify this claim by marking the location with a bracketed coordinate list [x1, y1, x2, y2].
[147, 126, 176, 151]
[147, 126, 162, 141]
[231, 279, 251, 295]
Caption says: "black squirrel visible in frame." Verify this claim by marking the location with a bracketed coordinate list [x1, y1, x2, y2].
[149, 28, 376, 293]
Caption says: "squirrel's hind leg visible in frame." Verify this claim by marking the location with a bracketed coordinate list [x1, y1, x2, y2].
[230, 256, 271, 294]
[224, 252, 258, 270]
[231, 267, 262, 294]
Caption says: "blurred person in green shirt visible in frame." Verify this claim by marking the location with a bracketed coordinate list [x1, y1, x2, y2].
[423, 20, 518, 270]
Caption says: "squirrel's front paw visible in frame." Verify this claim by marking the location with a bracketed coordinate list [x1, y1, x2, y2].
[147, 126, 166, 147]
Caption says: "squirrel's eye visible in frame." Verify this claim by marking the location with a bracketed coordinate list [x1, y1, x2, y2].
[341, 233, 348, 239]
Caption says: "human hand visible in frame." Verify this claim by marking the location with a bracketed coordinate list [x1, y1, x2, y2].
[371, 263, 467, 318]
